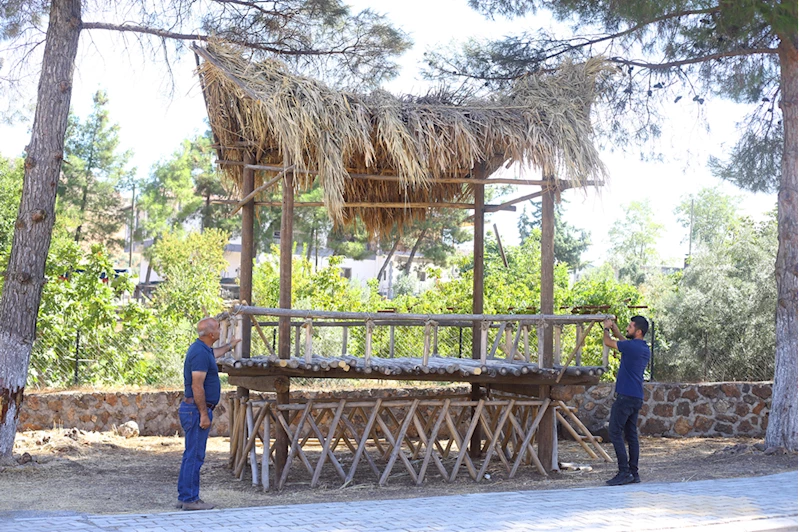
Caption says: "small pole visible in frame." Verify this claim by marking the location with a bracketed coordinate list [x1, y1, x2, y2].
[74, 329, 80, 385]
[649, 319, 655, 380]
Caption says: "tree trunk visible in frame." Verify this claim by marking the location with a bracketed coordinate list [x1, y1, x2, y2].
[766, 35, 798, 451]
[377, 235, 401, 281]
[0, 0, 82, 460]
[403, 228, 427, 273]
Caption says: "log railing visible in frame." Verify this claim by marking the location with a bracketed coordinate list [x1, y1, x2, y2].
[219, 306, 614, 374]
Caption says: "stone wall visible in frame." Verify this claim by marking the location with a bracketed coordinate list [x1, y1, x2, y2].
[570, 382, 772, 438]
[18, 382, 772, 438]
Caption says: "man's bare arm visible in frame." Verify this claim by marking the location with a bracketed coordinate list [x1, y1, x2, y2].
[191, 371, 211, 429]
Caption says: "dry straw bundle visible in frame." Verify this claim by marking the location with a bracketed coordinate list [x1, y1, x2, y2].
[196, 42, 608, 237]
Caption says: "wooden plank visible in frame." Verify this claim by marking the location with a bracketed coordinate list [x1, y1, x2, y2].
[277, 402, 313, 490]
[488, 322, 507, 359]
[477, 400, 515, 480]
[229, 166, 294, 216]
[309, 400, 348, 486]
[506, 406, 548, 477]
[413, 401, 451, 484]
[450, 399, 485, 481]
[377, 399, 420, 486]
[558, 400, 613, 462]
[511, 398, 551, 477]
[555, 409, 598, 459]
[262, 406, 270, 491]
[556, 322, 596, 383]
[343, 399, 383, 486]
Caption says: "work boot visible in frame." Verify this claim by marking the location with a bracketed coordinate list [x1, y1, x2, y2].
[175, 500, 183, 509]
[182, 499, 215, 511]
[605, 471, 635, 486]
[632, 473, 641, 483]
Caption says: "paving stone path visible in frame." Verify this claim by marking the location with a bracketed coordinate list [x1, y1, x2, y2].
[3, 472, 796, 532]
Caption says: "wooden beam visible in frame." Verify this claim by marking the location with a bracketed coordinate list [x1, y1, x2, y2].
[537, 176, 556, 471]
[240, 153, 255, 359]
[215, 160, 602, 188]
[485, 190, 544, 213]
[471, 162, 486, 459]
[275, 171, 294, 481]
[212, 199, 516, 212]
[229, 166, 294, 217]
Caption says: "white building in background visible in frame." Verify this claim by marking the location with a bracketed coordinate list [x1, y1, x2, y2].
[131, 233, 459, 299]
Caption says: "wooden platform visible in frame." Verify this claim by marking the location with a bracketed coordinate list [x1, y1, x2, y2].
[218, 355, 605, 386]
[227, 394, 612, 490]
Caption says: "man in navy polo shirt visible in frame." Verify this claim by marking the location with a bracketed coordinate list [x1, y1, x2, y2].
[177, 317, 239, 510]
[602, 315, 651, 486]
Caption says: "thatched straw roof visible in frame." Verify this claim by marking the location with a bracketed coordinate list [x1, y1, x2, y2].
[196, 43, 608, 237]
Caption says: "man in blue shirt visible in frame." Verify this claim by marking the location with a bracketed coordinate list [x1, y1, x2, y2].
[602, 315, 651, 486]
[177, 317, 239, 510]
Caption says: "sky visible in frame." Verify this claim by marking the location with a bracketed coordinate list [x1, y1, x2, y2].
[0, 0, 777, 268]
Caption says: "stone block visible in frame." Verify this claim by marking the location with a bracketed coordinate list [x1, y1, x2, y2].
[583, 401, 595, 411]
[676, 401, 690, 416]
[743, 394, 756, 404]
[674, 416, 692, 436]
[641, 418, 668, 435]
[717, 414, 738, 423]
[735, 403, 750, 417]
[720, 383, 741, 398]
[681, 387, 699, 400]
[714, 400, 730, 414]
[666, 387, 680, 402]
[694, 403, 713, 416]
[698, 385, 720, 399]
[595, 405, 609, 418]
[653, 403, 674, 417]
[742, 384, 751, 393]
[752, 384, 772, 399]
[589, 385, 612, 400]
[120, 395, 131, 407]
[652, 388, 665, 402]
[25, 395, 40, 411]
[737, 419, 754, 433]
[693, 416, 714, 432]
[643, 388, 651, 402]
[47, 398, 63, 412]
[714, 422, 733, 435]
[761, 414, 769, 430]
[639, 403, 649, 416]
[753, 401, 767, 415]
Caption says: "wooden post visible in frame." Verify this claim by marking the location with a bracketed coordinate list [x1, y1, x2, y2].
[470, 162, 486, 458]
[276, 171, 294, 480]
[240, 154, 255, 358]
[237, 154, 256, 432]
[537, 178, 556, 470]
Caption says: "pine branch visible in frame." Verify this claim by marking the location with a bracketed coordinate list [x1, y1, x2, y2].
[80, 21, 355, 57]
[608, 47, 778, 70]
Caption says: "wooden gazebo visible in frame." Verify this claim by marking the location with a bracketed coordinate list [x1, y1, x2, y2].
[194, 42, 613, 489]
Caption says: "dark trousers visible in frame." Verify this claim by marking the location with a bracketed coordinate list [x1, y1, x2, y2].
[177, 402, 212, 503]
[608, 393, 643, 475]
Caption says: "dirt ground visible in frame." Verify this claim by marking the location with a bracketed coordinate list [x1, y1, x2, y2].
[1, 428, 796, 517]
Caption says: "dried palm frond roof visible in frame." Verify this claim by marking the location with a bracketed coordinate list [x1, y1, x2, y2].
[195, 42, 609, 237]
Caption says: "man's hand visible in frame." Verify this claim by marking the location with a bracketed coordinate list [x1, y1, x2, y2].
[230, 338, 241, 348]
[199, 413, 211, 430]
[603, 318, 614, 329]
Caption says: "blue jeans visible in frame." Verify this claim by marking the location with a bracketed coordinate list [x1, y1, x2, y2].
[177, 402, 212, 503]
[608, 393, 643, 475]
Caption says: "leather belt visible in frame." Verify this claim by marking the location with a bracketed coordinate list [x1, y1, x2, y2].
[184, 397, 216, 411]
